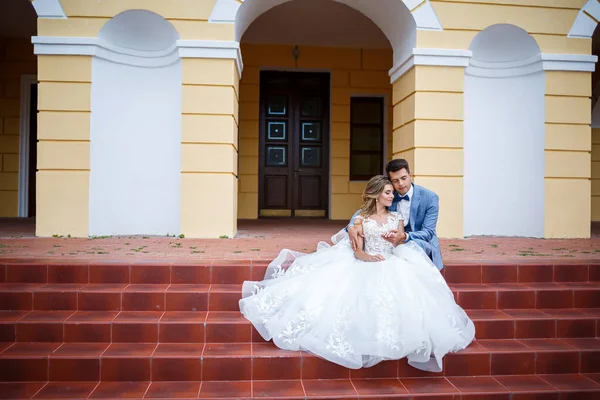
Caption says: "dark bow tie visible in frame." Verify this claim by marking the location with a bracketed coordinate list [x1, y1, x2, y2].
[397, 194, 410, 201]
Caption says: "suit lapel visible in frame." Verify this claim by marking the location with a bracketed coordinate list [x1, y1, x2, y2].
[409, 184, 420, 232]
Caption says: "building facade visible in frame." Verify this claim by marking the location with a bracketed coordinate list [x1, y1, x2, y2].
[1, 0, 599, 239]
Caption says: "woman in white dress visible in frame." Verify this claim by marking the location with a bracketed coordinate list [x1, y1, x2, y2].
[239, 175, 475, 372]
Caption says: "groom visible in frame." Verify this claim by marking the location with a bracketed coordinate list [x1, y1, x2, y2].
[347, 159, 444, 270]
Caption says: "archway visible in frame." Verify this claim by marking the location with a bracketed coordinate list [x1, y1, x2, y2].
[234, 0, 409, 220]
[591, 24, 600, 224]
[0, 0, 38, 219]
[464, 24, 545, 237]
[234, 0, 417, 66]
[89, 10, 182, 236]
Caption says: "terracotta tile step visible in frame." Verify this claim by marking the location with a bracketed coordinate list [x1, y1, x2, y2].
[0, 309, 598, 343]
[469, 309, 600, 339]
[0, 283, 226, 312]
[0, 261, 260, 286]
[445, 262, 600, 284]
[2, 260, 599, 285]
[1, 282, 598, 312]
[1, 375, 599, 400]
[452, 283, 600, 310]
[0, 340, 599, 382]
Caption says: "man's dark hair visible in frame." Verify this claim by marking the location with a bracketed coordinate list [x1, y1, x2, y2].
[385, 159, 411, 176]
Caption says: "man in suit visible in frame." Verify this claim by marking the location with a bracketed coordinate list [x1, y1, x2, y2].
[347, 159, 444, 270]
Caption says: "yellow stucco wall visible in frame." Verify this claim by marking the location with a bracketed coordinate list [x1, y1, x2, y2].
[36, 55, 92, 237]
[422, 0, 589, 54]
[0, 38, 36, 217]
[544, 71, 592, 237]
[180, 58, 239, 238]
[593, 128, 600, 221]
[393, 66, 464, 238]
[237, 44, 393, 220]
[39, 0, 233, 41]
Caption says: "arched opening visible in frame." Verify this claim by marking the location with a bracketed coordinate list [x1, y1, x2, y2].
[464, 24, 545, 237]
[89, 10, 182, 236]
[0, 0, 37, 221]
[241, 0, 390, 49]
[235, 0, 415, 66]
[591, 24, 600, 226]
[235, 0, 414, 220]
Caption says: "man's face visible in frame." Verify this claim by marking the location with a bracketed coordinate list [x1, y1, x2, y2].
[389, 168, 412, 195]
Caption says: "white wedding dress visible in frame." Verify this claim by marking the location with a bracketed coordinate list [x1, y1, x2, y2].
[239, 212, 475, 372]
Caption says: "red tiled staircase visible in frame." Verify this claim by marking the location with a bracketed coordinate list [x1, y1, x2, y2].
[0, 259, 599, 399]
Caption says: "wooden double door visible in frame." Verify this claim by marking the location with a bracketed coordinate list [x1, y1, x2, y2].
[259, 71, 330, 218]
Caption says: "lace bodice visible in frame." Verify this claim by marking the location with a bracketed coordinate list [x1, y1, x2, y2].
[361, 212, 402, 256]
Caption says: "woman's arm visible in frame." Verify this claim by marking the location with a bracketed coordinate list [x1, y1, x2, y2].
[354, 235, 383, 262]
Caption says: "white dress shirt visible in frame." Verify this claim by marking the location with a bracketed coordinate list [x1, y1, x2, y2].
[397, 185, 413, 228]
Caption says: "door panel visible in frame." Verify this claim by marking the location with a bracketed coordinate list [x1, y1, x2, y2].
[298, 175, 321, 208]
[259, 71, 329, 217]
[264, 175, 288, 208]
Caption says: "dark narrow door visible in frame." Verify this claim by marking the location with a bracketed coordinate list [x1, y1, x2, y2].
[28, 83, 37, 217]
[259, 71, 329, 217]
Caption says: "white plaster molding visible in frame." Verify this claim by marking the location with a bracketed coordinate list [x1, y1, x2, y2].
[585, 0, 600, 20]
[177, 40, 243, 78]
[410, 1, 443, 31]
[96, 44, 180, 68]
[464, 53, 597, 78]
[209, 0, 241, 23]
[541, 53, 598, 72]
[403, 0, 423, 9]
[466, 54, 543, 78]
[17, 75, 38, 218]
[568, 0, 600, 38]
[389, 48, 472, 83]
[33, 36, 180, 68]
[31, 0, 66, 19]
[388, 48, 596, 82]
[32, 36, 97, 56]
[210, 0, 443, 30]
[32, 37, 244, 74]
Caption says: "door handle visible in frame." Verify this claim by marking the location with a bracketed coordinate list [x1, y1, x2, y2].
[294, 169, 302, 172]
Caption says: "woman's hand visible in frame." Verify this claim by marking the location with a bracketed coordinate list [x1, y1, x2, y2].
[359, 253, 385, 262]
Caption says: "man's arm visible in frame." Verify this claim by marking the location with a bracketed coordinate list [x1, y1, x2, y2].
[345, 209, 361, 232]
[406, 194, 439, 243]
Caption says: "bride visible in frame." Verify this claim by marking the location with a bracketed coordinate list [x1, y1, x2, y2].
[239, 175, 475, 372]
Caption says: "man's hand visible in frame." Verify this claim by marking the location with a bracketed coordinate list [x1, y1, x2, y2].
[348, 225, 364, 250]
[382, 229, 406, 246]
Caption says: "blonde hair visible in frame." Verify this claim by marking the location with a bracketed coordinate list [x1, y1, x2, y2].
[359, 175, 392, 218]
